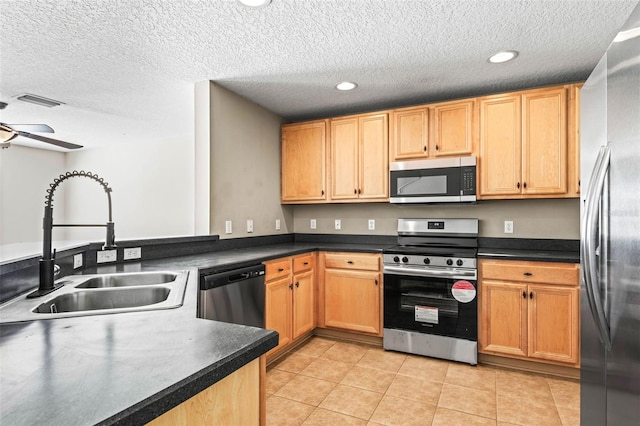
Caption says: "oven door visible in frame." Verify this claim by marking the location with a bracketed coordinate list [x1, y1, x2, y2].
[383, 266, 477, 341]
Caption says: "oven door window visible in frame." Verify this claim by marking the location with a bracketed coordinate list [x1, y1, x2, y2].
[384, 274, 477, 340]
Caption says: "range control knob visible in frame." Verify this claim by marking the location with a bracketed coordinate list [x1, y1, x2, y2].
[402, 256, 409, 263]
[446, 259, 453, 266]
[423, 258, 431, 265]
[393, 256, 400, 263]
[456, 259, 464, 266]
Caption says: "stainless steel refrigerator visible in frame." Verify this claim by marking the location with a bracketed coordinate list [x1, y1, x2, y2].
[580, 2, 640, 425]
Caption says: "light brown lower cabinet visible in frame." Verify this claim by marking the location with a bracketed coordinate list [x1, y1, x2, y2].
[318, 252, 383, 336]
[479, 259, 580, 366]
[147, 357, 262, 425]
[264, 253, 315, 358]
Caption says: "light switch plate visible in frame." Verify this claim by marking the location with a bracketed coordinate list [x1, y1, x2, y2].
[225, 220, 232, 234]
[310, 219, 317, 229]
[275, 219, 281, 230]
[335, 219, 341, 230]
[97, 250, 117, 264]
[368, 219, 375, 230]
[73, 253, 83, 269]
[247, 219, 254, 233]
[124, 247, 141, 260]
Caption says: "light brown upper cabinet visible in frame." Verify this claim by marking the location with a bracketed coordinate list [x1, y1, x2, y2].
[390, 106, 429, 159]
[567, 84, 582, 197]
[390, 99, 476, 161]
[281, 120, 328, 203]
[479, 86, 570, 199]
[330, 112, 389, 201]
[432, 99, 477, 157]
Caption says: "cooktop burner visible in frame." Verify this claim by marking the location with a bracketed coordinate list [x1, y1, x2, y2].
[384, 218, 479, 269]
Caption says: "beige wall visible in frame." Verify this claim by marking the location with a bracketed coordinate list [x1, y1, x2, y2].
[293, 198, 580, 239]
[208, 83, 293, 238]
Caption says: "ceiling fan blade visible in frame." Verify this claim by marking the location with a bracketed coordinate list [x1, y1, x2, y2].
[2, 123, 54, 133]
[17, 131, 83, 150]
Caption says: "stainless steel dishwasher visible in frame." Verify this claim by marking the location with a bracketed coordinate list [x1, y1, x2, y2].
[198, 264, 266, 328]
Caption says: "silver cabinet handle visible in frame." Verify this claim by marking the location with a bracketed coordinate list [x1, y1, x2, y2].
[581, 144, 612, 350]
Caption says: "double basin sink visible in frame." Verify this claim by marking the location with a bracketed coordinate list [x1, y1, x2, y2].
[0, 270, 189, 323]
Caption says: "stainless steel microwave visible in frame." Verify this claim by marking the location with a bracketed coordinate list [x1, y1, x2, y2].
[389, 157, 476, 203]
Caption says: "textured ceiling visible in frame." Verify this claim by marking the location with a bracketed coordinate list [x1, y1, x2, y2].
[0, 0, 638, 150]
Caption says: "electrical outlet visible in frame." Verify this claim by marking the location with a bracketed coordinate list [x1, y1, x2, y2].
[73, 253, 83, 269]
[247, 219, 254, 233]
[335, 219, 341, 230]
[368, 219, 375, 231]
[504, 220, 514, 234]
[97, 250, 117, 264]
[225, 220, 232, 234]
[310, 219, 317, 229]
[124, 247, 142, 260]
[275, 219, 281, 230]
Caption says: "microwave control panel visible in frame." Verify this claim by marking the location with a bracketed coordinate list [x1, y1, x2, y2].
[461, 166, 476, 195]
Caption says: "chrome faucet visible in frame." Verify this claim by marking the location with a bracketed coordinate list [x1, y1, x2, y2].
[28, 170, 116, 298]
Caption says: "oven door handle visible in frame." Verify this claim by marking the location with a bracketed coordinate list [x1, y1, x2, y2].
[383, 265, 477, 280]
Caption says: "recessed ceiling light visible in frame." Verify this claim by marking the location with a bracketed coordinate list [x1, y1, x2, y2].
[488, 50, 519, 64]
[336, 81, 358, 91]
[238, 0, 271, 7]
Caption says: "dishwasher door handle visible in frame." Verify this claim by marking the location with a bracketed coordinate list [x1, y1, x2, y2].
[200, 264, 265, 290]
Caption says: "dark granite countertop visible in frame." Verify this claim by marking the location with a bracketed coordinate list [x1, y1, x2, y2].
[151, 242, 388, 275]
[0, 262, 278, 426]
[478, 238, 580, 263]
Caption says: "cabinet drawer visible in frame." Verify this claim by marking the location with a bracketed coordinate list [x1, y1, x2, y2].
[264, 258, 291, 281]
[480, 260, 579, 286]
[324, 252, 380, 271]
[293, 254, 314, 273]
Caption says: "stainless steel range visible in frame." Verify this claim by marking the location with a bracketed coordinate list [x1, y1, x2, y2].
[383, 218, 479, 365]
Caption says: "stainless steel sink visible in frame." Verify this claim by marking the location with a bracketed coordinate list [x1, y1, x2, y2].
[0, 270, 189, 323]
[75, 272, 178, 288]
[33, 287, 171, 313]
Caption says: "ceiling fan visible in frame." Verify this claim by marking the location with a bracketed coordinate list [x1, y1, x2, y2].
[0, 122, 83, 150]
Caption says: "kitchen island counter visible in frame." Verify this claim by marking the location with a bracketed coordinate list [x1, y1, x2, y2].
[0, 263, 277, 426]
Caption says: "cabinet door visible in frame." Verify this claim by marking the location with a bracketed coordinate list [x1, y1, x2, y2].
[330, 117, 359, 200]
[568, 84, 581, 196]
[358, 113, 389, 200]
[265, 276, 292, 354]
[281, 121, 327, 202]
[432, 99, 476, 157]
[478, 94, 522, 198]
[479, 280, 528, 357]
[390, 107, 429, 160]
[324, 269, 380, 335]
[522, 87, 568, 195]
[293, 269, 315, 339]
[528, 284, 579, 364]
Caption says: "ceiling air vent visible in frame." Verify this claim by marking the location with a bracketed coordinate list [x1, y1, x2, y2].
[16, 94, 64, 108]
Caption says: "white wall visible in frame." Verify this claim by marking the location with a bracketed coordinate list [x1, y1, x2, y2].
[0, 145, 68, 245]
[64, 136, 195, 241]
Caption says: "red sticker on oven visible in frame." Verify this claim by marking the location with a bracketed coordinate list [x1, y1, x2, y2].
[452, 280, 476, 303]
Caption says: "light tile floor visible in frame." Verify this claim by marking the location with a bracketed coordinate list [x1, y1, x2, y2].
[266, 337, 580, 426]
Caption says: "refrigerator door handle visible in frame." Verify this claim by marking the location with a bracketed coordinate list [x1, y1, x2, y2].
[581, 144, 612, 351]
